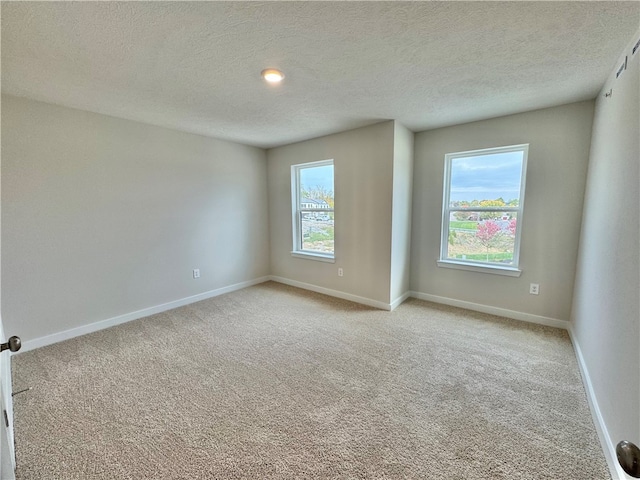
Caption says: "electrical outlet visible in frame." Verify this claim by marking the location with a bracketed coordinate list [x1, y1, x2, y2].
[193, 269, 200, 279]
[338, 268, 344, 277]
[529, 283, 539, 295]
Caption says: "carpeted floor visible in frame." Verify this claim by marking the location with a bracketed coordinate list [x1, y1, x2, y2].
[11, 281, 609, 479]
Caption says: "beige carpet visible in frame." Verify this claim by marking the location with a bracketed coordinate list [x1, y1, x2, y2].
[11, 281, 609, 479]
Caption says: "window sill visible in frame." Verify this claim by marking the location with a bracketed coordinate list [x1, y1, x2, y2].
[291, 251, 336, 263]
[437, 260, 522, 277]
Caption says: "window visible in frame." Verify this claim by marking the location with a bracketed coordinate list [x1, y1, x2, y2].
[291, 160, 335, 261]
[439, 144, 528, 276]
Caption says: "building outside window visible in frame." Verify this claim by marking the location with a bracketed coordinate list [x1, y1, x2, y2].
[438, 144, 528, 276]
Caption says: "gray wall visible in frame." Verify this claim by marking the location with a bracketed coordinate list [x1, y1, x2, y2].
[390, 122, 414, 304]
[571, 29, 639, 472]
[410, 101, 595, 321]
[267, 122, 395, 305]
[1, 95, 269, 342]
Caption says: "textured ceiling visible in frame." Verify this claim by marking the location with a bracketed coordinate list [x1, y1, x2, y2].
[2, 2, 639, 148]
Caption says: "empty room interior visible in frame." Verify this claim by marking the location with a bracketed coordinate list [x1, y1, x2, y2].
[1, 2, 639, 479]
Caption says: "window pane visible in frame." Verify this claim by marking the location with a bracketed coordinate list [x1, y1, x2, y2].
[446, 212, 518, 265]
[450, 151, 524, 208]
[301, 212, 334, 253]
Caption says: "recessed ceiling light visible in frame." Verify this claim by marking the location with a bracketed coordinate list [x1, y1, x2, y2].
[261, 68, 285, 83]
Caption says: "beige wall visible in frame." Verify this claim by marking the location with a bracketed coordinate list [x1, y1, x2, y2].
[267, 122, 395, 305]
[390, 122, 414, 304]
[1, 95, 269, 342]
[571, 29, 640, 475]
[410, 101, 595, 322]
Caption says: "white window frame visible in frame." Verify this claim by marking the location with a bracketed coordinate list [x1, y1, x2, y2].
[291, 159, 335, 263]
[438, 144, 529, 277]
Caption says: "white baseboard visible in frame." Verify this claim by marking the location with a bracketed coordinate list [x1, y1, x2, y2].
[390, 291, 411, 311]
[269, 275, 392, 311]
[409, 291, 570, 330]
[19, 276, 271, 353]
[568, 327, 626, 480]
[19, 281, 569, 351]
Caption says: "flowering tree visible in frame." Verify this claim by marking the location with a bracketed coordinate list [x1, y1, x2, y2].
[476, 220, 502, 261]
[508, 218, 517, 236]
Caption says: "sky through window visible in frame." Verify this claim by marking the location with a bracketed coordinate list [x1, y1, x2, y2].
[450, 151, 523, 203]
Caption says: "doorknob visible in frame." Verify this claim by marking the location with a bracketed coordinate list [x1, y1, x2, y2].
[617, 440, 640, 478]
[0, 336, 21, 353]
